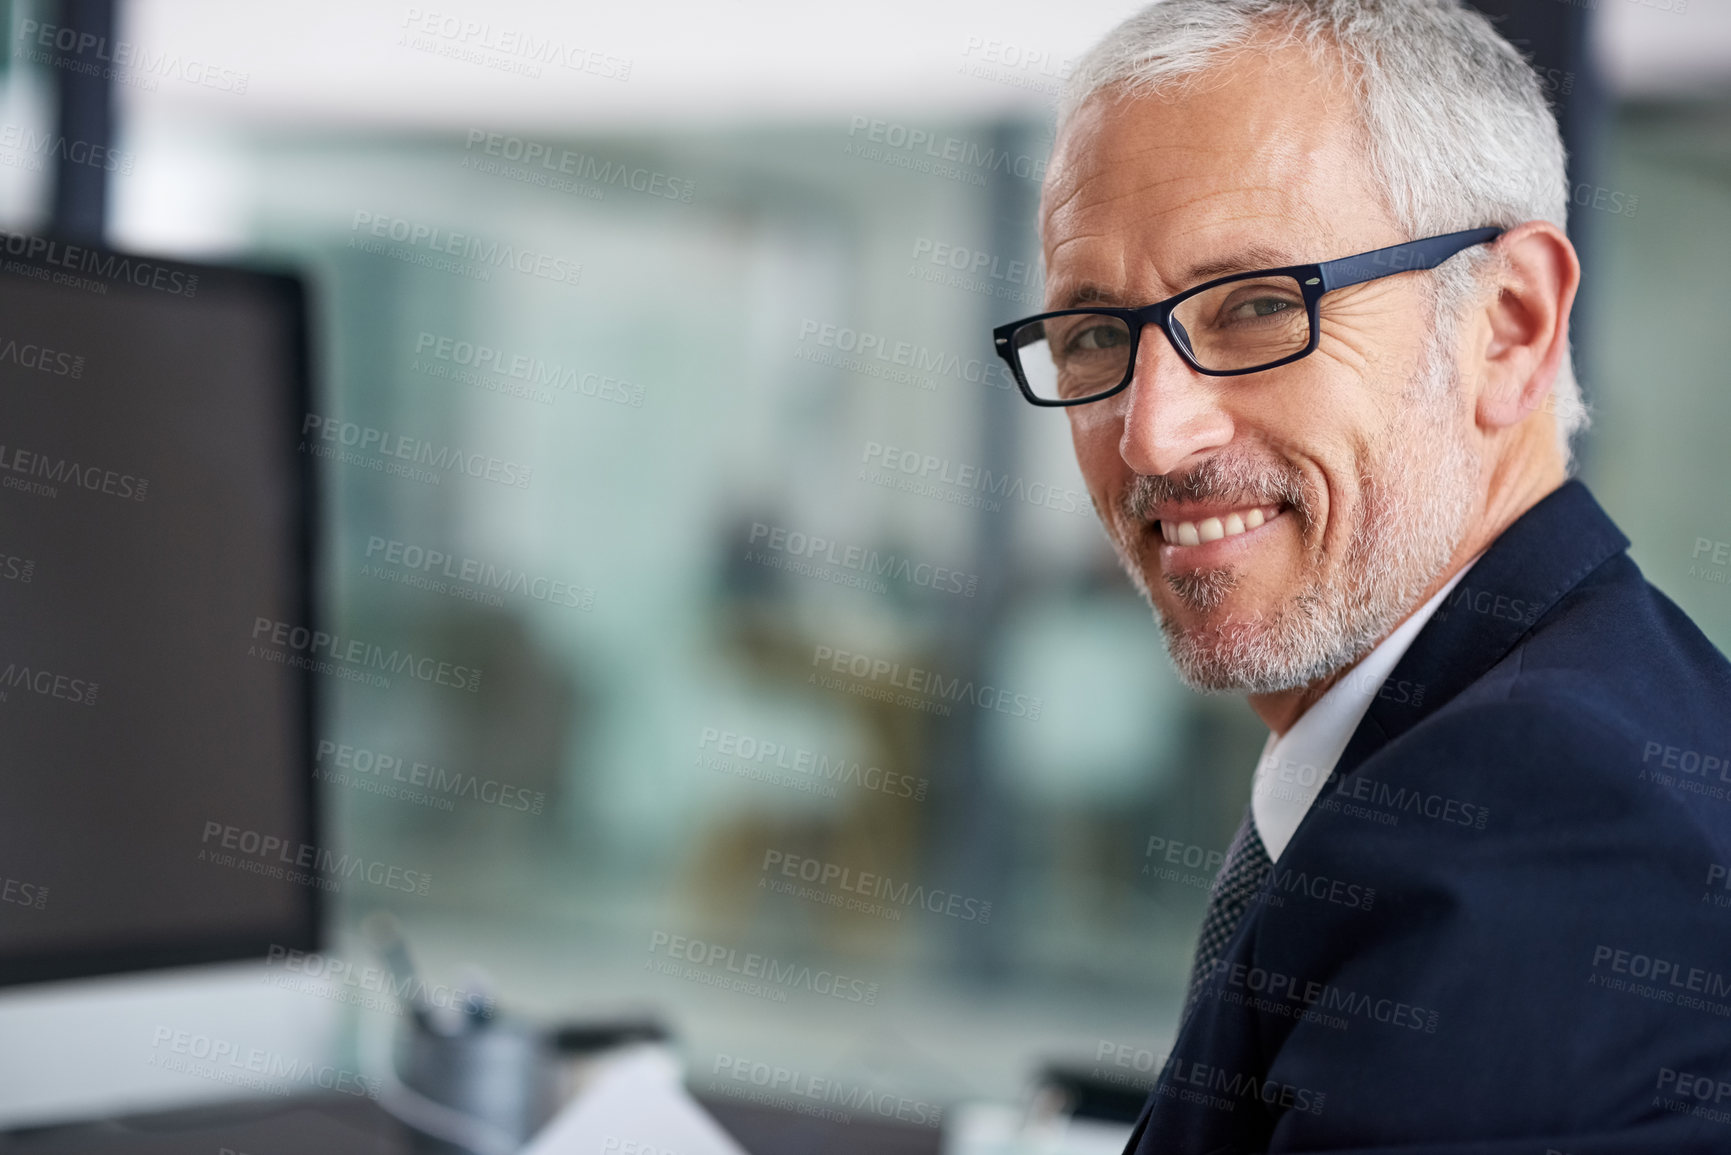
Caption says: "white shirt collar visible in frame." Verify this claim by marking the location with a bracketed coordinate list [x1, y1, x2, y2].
[1250, 555, 1482, 861]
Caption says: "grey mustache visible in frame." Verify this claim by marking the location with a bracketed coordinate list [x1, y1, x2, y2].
[1121, 463, 1306, 524]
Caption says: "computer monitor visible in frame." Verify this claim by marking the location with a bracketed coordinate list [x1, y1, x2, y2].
[0, 237, 319, 987]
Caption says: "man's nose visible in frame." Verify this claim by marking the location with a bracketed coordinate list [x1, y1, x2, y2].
[1116, 321, 1235, 477]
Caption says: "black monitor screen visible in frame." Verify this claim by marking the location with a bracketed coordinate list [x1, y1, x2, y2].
[0, 242, 317, 985]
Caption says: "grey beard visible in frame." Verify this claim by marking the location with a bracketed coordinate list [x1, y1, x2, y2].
[1111, 333, 1479, 696]
[1164, 567, 1239, 614]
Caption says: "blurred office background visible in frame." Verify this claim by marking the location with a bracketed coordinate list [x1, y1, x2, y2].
[0, 0, 1728, 1144]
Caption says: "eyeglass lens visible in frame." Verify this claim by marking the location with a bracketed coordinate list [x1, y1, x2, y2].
[1011, 274, 1311, 401]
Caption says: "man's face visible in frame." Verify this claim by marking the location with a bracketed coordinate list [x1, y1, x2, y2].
[1040, 45, 1484, 694]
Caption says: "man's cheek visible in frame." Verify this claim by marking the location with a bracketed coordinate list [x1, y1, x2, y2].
[1067, 415, 1120, 515]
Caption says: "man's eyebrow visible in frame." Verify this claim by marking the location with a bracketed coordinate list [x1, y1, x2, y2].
[1053, 244, 1307, 310]
[1178, 243, 1303, 285]
[1056, 282, 1128, 308]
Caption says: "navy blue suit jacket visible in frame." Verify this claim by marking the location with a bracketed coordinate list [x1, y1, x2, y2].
[1125, 479, 1731, 1154]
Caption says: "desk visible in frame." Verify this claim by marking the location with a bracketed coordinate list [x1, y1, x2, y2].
[0, 1091, 945, 1155]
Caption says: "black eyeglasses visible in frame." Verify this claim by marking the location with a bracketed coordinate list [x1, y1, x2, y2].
[992, 227, 1504, 406]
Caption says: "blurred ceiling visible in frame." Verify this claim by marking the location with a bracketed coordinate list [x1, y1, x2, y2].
[111, 0, 1731, 137]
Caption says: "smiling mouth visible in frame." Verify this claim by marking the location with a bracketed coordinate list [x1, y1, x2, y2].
[1156, 503, 1287, 547]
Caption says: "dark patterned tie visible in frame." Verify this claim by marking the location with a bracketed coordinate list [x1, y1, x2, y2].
[1181, 805, 1272, 1022]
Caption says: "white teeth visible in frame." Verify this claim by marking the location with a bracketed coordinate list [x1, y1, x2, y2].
[1161, 504, 1279, 547]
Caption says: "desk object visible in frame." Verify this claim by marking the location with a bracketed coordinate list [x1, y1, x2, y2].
[520, 1048, 748, 1155]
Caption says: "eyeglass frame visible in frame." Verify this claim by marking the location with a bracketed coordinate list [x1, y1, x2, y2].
[991, 226, 1506, 407]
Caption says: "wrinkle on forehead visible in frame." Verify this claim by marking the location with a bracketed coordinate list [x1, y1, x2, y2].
[1038, 42, 1387, 304]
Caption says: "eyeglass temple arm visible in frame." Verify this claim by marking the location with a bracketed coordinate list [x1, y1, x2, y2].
[1316, 227, 1505, 293]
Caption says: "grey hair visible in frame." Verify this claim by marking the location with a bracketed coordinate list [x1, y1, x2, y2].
[1057, 0, 1590, 471]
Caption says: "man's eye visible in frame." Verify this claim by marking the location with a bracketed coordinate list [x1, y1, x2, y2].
[1229, 297, 1296, 321]
[1068, 323, 1127, 352]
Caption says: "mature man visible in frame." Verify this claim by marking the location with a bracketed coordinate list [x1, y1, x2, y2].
[992, 0, 1731, 1150]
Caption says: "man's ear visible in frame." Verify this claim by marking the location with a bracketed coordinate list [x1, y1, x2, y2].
[1470, 221, 1581, 431]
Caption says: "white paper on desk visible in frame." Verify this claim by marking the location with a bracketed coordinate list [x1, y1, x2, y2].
[519, 1047, 751, 1155]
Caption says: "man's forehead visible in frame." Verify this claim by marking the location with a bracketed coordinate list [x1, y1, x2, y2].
[1041, 164, 1345, 306]
[1038, 50, 1377, 298]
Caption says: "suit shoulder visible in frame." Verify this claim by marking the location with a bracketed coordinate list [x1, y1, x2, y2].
[1509, 551, 1731, 719]
[1354, 688, 1731, 879]
[1430, 557, 1731, 786]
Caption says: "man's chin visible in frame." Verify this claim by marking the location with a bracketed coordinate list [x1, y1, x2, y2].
[1160, 621, 1335, 696]
[1151, 564, 1291, 626]
[1149, 585, 1344, 696]
[1160, 566, 1240, 614]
